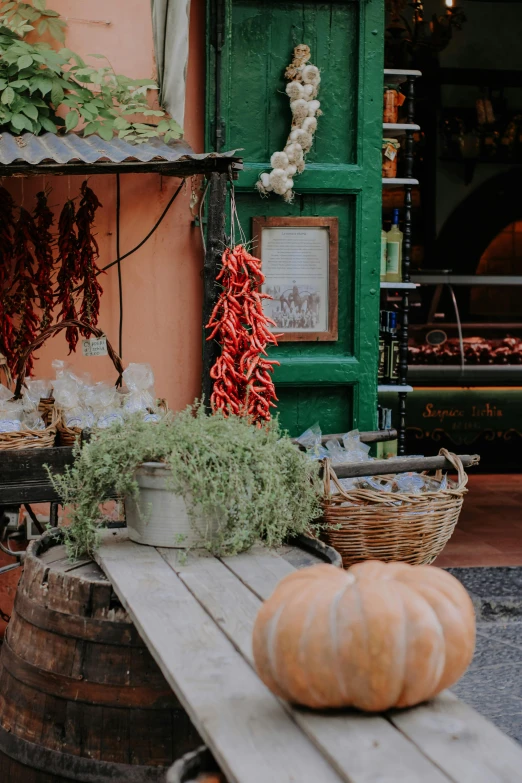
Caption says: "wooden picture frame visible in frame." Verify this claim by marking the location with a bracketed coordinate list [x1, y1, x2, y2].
[252, 216, 339, 342]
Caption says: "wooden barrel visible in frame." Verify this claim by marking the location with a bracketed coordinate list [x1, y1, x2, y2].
[0, 532, 200, 782]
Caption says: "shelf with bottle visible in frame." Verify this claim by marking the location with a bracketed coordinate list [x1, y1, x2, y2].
[379, 69, 421, 455]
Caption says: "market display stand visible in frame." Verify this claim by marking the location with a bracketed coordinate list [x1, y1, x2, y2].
[409, 273, 522, 385]
[95, 529, 522, 783]
[380, 69, 421, 454]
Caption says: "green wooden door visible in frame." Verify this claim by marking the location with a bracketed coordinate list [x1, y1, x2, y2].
[207, 0, 384, 436]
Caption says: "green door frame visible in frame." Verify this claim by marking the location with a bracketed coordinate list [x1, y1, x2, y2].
[206, 0, 384, 435]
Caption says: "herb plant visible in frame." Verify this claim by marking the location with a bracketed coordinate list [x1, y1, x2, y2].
[49, 403, 323, 560]
[0, 0, 182, 142]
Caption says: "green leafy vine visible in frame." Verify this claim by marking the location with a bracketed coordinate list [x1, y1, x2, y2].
[0, 0, 182, 143]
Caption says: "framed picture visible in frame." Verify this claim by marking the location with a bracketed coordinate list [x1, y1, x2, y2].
[252, 216, 338, 342]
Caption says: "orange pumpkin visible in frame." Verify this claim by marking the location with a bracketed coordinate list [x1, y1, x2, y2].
[252, 561, 475, 711]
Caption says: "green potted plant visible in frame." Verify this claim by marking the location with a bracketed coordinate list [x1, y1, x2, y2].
[50, 402, 322, 559]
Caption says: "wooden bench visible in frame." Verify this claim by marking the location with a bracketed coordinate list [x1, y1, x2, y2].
[96, 530, 522, 783]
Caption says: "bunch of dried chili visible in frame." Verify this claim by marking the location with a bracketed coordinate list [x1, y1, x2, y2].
[206, 245, 280, 423]
[11, 208, 40, 375]
[0, 188, 16, 368]
[76, 181, 104, 337]
[56, 199, 80, 353]
[33, 190, 55, 331]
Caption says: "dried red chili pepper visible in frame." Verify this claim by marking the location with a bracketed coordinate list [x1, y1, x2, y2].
[33, 190, 56, 331]
[0, 188, 16, 369]
[206, 245, 280, 424]
[76, 181, 104, 337]
[56, 199, 80, 353]
[11, 208, 40, 376]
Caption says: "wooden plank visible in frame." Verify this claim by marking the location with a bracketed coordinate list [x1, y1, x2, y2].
[390, 690, 522, 783]
[163, 549, 451, 783]
[330, 453, 480, 480]
[292, 429, 398, 447]
[221, 543, 295, 601]
[95, 533, 343, 783]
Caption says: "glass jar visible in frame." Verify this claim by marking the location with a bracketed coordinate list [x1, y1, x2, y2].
[382, 138, 400, 178]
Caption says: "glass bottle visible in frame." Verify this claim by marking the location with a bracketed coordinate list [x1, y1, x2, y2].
[387, 311, 400, 384]
[386, 209, 403, 282]
[380, 229, 387, 281]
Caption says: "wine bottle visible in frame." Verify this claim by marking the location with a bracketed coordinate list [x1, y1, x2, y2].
[386, 209, 403, 283]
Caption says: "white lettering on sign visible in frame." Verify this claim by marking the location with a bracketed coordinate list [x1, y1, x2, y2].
[82, 337, 108, 357]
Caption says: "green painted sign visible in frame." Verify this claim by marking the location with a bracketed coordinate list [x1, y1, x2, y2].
[207, 0, 384, 435]
[381, 388, 522, 448]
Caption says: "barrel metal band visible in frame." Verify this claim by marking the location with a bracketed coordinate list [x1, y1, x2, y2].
[1, 639, 179, 709]
[0, 723, 166, 783]
[14, 588, 142, 646]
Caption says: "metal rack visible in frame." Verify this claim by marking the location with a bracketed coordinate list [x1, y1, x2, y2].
[379, 69, 421, 454]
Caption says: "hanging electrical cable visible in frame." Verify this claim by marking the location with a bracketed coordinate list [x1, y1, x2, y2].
[100, 178, 186, 275]
[116, 174, 123, 358]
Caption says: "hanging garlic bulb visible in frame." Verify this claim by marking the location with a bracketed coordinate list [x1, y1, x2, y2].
[257, 44, 322, 202]
[270, 151, 289, 169]
[286, 81, 305, 100]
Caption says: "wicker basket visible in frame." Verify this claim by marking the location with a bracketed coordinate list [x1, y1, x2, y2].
[38, 396, 55, 426]
[13, 320, 124, 448]
[57, 416, 82, 447]
[321, 449, 468, 568]
[0, 406, 59, 451]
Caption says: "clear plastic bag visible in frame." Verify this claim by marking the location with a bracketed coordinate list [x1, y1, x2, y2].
[53, 377, 81, 410]
[22, 411, 46, 431]
[0, 400, 23, 433]
[295, 422, 328, 460]
[341, 429, 371, 462]
[22, 379, 53, 412]
[325, 439, 349, 465]
[0, 384, 12, 406]
[359, 476, 394, 493]
[395, 472, 425, 494]
[64, 407, 95, 430]
[122, 363, 156, 414]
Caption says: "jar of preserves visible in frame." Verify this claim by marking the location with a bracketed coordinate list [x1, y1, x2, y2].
[382, 138, 400, 178]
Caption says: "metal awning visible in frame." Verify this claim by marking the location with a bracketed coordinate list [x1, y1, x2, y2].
[0, 132, 242, 177]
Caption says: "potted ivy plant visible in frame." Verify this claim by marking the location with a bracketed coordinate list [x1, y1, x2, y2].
[50, 402, 322, 559]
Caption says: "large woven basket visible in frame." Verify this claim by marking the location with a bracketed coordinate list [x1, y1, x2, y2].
[0, 406, 59, 451]
[321, 449, 468, 568]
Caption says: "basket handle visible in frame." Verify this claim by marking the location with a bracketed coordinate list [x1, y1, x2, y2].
[322, 459, 354, 500]
[14, 320, 124, 399]
[437, 448, 468, 490]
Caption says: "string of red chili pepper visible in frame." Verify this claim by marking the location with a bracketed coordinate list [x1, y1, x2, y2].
[11, 207, 40, 376]
[76, 181, 104, 338]
[206, 244, 280, 423]
[0, 188, 16, 369]
[56, 199, 80, 353]
[33, 190, 56, 332]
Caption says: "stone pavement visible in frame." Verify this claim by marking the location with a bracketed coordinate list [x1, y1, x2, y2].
[449, 567, 522, 744]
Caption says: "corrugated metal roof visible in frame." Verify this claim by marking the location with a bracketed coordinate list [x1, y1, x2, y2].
[0, 132, 240, 170]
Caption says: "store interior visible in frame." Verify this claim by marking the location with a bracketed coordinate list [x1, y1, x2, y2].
[383, 0, 522, 565]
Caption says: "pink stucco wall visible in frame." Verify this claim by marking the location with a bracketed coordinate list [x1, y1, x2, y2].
[7, 0, 206, 407]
